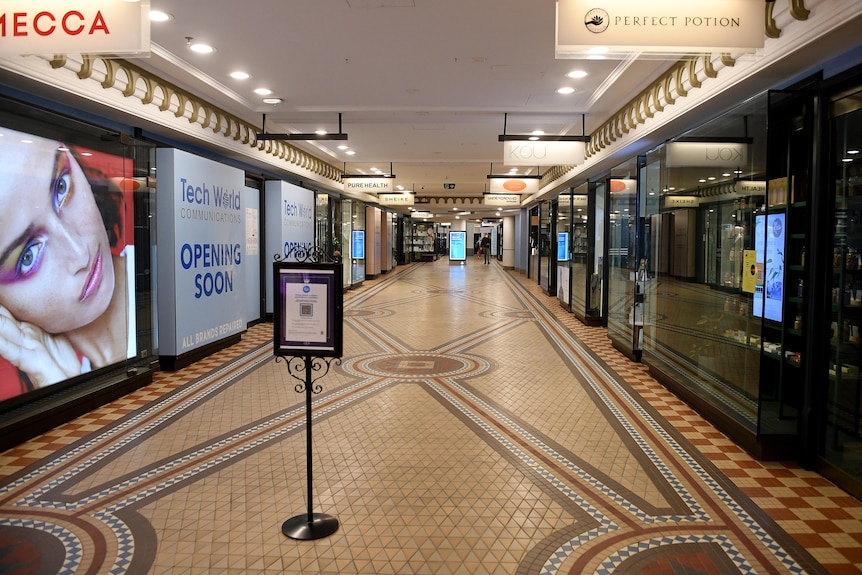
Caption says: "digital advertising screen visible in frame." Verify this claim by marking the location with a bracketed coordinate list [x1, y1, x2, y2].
[753, 213, 785, 323]
[449, 231, 467, 261]
[557, 232, 570, 262]
[352, 230, 365, 260]
[0, 125, 137, 404]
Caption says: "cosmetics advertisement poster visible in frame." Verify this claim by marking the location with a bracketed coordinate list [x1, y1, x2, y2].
[0, 126, 136, 402]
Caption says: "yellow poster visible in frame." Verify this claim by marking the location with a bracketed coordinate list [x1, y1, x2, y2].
[742, 250, 758, 293]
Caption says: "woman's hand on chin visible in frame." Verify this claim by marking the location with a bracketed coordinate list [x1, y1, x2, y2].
[0, 305, 80, 388]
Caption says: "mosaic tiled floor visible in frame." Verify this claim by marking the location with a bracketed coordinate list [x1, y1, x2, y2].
[1, 259, 861, 574]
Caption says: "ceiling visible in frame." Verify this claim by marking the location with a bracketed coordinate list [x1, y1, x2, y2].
[136, 0, 675, 223]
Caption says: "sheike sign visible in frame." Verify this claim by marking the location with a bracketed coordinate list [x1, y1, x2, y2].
[0, 0, 150, 56]
[556, 0, 763, 58]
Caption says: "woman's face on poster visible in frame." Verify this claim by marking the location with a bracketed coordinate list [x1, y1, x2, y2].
[0, 133, 114, 333]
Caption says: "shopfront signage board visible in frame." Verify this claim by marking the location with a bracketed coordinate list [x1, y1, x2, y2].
[484, 193, 521, 207]
[344, 177, 394, 194]
[556, 0, 763, 58]
[0, 0, 150, 57]
[665, 142, 749, 168]
[488, 177, 539, 195]
[378, 193, 414, 206]
[503, 140, 584, 166]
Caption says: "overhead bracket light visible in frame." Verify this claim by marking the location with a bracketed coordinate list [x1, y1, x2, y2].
[256, 113, 349, 141]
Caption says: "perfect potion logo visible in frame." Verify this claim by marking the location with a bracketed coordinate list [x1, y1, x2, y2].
[584, 8, 609, 33]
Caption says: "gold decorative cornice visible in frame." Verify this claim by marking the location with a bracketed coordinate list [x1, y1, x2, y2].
[790, 0, 810, 21]
[766, 1, 781, 38]
[46, 54, 343, 184]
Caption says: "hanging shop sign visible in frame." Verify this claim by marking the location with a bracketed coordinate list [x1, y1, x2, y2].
[736, 180, 766, 196]
[664, 195, 700, 208]
[343, 176, 394, 193]
[609, 179, 636, 194]
[665, 142, 748, 168]
[503, 140, 585, 166]
[484, 193, 522, 207]
[488, 177, 539, 195]
[556, 0, 763, 58]
[378, 193, 414, 206]
[0, 0, 151, 56]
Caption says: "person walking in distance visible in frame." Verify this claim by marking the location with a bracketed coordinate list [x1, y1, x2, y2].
[481, 233, 492, 264]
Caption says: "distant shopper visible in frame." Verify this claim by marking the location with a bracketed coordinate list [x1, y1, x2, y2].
[481, 233, 492, 264]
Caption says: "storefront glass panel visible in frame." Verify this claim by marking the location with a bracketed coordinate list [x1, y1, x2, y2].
[640, 95, 766, 430]
[824, 87, 862, 485]
[606, 159, 641, 357]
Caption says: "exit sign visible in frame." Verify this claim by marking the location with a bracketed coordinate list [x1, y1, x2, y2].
[443, 183, 456, 190]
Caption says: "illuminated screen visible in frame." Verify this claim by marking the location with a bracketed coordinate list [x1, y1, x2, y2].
[753, 213, 784, 323]
[449, 231, 466, 261]
[352, 230, 365, 260]
[557, 232, 570, 262]
[0, 126, 136, 403]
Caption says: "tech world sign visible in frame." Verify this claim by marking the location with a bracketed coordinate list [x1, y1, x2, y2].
[556, 0, 763, 58]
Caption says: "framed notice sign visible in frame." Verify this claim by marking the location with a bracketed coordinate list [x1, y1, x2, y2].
[273, 262, 343, 357]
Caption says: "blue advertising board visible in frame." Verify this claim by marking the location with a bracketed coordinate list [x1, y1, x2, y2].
[449, 231, 467, 261]
[557, 232, 570, 262]
[352, 230, 365, 260]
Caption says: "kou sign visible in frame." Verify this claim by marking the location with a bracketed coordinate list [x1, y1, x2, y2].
[0, 1, 150, 56]
[503, 140, 585, 166]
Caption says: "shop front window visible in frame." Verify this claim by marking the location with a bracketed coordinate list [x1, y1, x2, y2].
[606, 159, 641, 358]
[640, 95, 767, 430]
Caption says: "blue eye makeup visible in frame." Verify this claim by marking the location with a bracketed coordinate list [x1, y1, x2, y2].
[16, 236, 46, 278]
[52, 153, 72, 212]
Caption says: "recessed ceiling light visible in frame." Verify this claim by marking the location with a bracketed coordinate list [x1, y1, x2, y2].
[849, 149, 860, 155]
[189, 42, 214, 54]
[149, 10, 173, 21]
[315, 129, 328, 136]
[345, 150, 356, 156]
[337, 145, 349, 150]
[567, 70, 588, 79]
[230, 71, 250, 80]
[556, 87, 575, 95]
[262, 98, 282, 104]
[254, 88, 272, 96]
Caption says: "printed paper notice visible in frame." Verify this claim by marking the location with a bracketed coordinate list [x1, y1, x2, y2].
[284, 282, 328, 343]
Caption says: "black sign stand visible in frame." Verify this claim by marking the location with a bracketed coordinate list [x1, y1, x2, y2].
[278, 355, 340, 540]
[272, 246, 343, 541]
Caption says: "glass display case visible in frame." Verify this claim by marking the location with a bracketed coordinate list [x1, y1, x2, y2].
[410, 222, 438, 261]
[824, 88, 862, 478]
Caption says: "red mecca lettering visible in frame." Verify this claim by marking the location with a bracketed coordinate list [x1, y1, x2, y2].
[0, 10, 110, 37]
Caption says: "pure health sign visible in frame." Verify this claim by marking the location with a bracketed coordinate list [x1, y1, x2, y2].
[0, 0, 150, 56]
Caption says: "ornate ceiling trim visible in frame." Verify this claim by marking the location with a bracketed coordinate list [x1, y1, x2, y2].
[44, 53, 344, 185]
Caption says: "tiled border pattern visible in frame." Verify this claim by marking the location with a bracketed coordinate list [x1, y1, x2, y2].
[0, 262, 858, 573]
